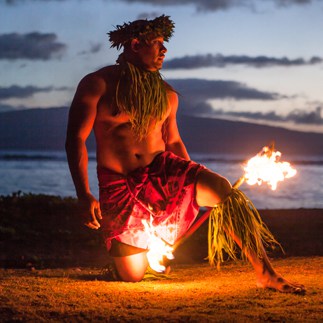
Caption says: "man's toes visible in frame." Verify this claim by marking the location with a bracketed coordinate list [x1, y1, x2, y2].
[292, 286, 306, 295]
[282, 283, 306, 295]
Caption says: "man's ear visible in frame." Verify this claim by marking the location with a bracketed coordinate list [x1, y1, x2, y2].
[131, 38, 141, 52]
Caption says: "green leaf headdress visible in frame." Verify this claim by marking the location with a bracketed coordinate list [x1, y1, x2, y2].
[108, 15, 175, 50]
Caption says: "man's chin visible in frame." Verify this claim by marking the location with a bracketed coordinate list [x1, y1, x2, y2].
[146, 64, 162, 72]
[155, 61, 164, 70]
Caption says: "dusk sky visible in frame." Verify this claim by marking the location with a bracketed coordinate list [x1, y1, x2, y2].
[1, 0, 323, 133]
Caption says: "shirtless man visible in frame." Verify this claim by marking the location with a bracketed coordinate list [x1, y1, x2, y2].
[66, 15, 304, 293]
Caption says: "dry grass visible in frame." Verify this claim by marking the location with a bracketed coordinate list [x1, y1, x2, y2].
[1, 257, 322, 322]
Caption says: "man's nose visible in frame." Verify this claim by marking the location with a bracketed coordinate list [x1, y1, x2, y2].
[161, 44, 167, 53]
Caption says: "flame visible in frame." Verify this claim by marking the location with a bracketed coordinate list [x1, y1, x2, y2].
[243, 146, 297, 190]
[142, 218, 174, 272]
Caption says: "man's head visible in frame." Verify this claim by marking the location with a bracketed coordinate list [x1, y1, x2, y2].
[108, 15, 174, 71]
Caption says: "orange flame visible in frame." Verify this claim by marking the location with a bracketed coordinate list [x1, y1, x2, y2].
[142, 218, 174, 272]
[243, 146, 297, 190]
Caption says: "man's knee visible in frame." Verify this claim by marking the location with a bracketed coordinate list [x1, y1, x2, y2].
[117, 268, 145, 282]
[196, 169, 232, 207]
[113, 253, 148, 282]
[218, 175, 232, 200]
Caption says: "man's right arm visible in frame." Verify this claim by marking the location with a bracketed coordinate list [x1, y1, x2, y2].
[65, 73, 105, 229]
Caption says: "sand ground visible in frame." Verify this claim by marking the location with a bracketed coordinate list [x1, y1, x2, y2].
[1, 196, 322, 322]
[1, 257, 322, 322]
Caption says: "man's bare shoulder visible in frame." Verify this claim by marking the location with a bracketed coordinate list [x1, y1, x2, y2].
[89, 65, 120, 82]
[164, 81, 178, 103]
[77, 65, 120, 95]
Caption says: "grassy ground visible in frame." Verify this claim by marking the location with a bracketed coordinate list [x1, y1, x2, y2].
[1, 257, 322, 322]
[1, 194, 322, 321]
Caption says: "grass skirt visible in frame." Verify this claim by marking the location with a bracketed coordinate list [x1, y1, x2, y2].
[208, 188, 282, 269]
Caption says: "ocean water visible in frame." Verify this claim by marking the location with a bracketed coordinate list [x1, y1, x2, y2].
[0, 150, 323, 209]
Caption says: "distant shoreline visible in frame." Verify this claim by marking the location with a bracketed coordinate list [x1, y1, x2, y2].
[1, 148, 323, 165]
[1, 107, 323, 156]
[1, 191, 323, 211]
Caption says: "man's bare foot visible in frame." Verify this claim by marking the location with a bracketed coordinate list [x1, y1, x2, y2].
[257, 273, 306, 294]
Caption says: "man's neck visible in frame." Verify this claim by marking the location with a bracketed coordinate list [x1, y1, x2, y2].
[118, 53, 158, 73]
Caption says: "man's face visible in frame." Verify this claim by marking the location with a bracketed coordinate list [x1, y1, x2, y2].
[136, 36, 167, 72]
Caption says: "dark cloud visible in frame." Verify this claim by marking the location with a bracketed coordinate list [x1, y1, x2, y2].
[172, 78, 323, 126]
[210, 109, 286, 121]
[4, 0, 317, 10]
[0, 85, 70, 100]
[0, 32, 66, 60]
[120, 0, 244, 12]
[287, 107, 323, 124]
[168, 78, 282, 102]
[119, 0, 316, 11]
[78, 43, 103, 56]
[5, 0, 66, 4]
[164, 54, 323, 70]
[186, 104, 323, 125]
[178, 101, 215, 116]
[239, 106, 323, 125]
[137, 12, 163, 19]
[273, 0, 312, 7]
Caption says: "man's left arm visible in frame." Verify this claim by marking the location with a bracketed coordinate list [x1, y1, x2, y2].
[163, 90, 190, 160]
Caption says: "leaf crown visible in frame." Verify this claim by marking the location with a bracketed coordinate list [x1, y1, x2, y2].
[108, 15, 175, 50]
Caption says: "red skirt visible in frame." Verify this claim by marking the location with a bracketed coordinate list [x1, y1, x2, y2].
[98, 151, 205, 251]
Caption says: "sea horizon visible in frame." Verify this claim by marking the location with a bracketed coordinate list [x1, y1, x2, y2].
[1, 149, 323, 210]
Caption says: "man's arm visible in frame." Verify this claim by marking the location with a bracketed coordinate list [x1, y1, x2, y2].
[163, 90, 190, 160]
[65, 73, 105, 229]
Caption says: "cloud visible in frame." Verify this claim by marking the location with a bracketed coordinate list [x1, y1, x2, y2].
[3, 0, 239, 10]
[78, 43, 103, 56]
[164, 54, 323, 70]
[119, 0, 315, 11]
[4, 0, 66, 4]
[120, 0, 245, 11]
[0, 32, 66, 60]
[168, 78, 282, 102]
[287, 106, 323, 124]
[0, 85, 70, 100]
[3, 0, 317, 10]
[273, 0, 312, 7]
[172, 78, 323, 126]
[237, 106, 323, 125]
[187, 103, 323, 125]
[137, 12, 164, 19]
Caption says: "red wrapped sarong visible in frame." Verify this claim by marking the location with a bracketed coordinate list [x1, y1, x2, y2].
[98, 151, 205, 251]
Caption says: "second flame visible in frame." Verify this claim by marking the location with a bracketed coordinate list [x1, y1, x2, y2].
[243, 146, 297, 190]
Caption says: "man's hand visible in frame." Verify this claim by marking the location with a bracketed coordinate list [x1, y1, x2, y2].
[78, 193, 102, 229]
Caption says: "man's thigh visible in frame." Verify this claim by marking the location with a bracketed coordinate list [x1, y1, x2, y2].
[110, 239, 147, 257]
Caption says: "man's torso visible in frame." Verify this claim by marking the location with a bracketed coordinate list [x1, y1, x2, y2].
[92, 65, 171, 174]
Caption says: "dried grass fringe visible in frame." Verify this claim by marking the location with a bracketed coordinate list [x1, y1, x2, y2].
[208, 188, 282, 269]
[116, 61, 168, 140]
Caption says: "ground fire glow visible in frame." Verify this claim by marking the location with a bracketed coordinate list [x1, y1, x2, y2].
[142, 218, 174, 272]
[243, 146, 297, 190]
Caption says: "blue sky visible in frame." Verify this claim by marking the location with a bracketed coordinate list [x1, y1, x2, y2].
[1, 0, 323, 133]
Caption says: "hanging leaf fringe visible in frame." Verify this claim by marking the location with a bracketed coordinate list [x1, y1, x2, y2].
[208, 188, 282, 269]
[116, 61, 170, 140]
